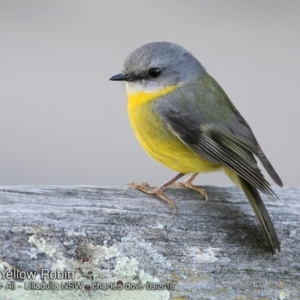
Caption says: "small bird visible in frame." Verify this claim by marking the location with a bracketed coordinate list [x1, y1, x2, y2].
[110, 42, 283, 254]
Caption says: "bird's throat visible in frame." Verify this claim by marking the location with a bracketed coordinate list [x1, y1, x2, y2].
[126, 85, 177, 109]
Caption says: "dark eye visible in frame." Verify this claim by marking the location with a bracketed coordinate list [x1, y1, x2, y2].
[148, 68, 161, 78]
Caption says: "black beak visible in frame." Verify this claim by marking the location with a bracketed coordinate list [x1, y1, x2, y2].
[109, 73, 129, 81]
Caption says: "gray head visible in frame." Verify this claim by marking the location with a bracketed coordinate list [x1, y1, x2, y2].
[110, 42, 206, 91]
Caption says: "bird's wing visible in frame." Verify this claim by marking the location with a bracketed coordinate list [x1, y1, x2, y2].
[226, 106, 283, 187]
[153, 77, 282, 197]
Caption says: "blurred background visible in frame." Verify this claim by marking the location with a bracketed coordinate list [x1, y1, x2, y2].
[0, 1, 299, 187]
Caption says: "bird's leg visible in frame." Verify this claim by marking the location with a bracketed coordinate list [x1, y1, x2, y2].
[172, 173, 208, 201]
[128, 172, 185, 214]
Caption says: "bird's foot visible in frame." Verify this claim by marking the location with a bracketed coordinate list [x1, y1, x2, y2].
[172, 181, 208, 202]
[128, 182, 177, 214]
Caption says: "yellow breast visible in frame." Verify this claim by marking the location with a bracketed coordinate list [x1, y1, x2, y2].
[126, 86, 219, 174]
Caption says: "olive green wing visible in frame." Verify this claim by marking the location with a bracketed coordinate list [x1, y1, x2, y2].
[225, 105, 283, 187]
[153, 76, 282, 198]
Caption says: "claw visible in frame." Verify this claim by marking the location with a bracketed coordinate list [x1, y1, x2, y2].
[128, 182, 177, 214]
[171, 173, 208, 202]
[172, 182, 208, 202]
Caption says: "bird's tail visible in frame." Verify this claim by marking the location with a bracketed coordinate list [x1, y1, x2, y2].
[226, 169, 280, 254]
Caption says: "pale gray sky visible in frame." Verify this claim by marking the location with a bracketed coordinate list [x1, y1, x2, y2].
[0, 1, 299, 187]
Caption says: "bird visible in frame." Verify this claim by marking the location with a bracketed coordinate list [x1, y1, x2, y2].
[110, 42, 283, 254]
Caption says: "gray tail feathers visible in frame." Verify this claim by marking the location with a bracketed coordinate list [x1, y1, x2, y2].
[240, 176, 280, 254]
